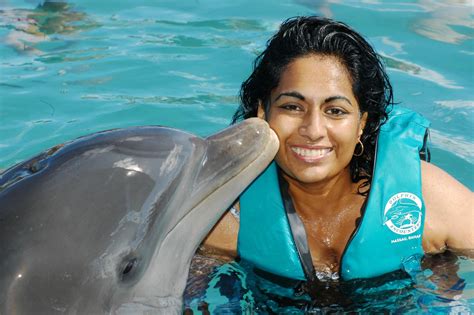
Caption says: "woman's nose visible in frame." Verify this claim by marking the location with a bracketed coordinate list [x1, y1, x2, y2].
[298, 110, 326, 141]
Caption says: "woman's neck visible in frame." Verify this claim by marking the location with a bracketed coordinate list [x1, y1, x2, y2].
[282, 168, 360, 217]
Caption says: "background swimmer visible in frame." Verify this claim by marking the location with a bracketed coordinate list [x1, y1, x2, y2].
[2, 1, 97, 55]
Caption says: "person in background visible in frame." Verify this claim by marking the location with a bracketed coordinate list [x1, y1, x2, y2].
[3, 1, 96, 55]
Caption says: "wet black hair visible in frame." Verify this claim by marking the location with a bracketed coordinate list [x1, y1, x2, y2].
[232, 16, 393, 192]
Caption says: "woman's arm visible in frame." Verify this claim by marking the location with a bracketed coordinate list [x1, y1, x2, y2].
[422, 161, 474, 253]
[198, 202, 240, 261]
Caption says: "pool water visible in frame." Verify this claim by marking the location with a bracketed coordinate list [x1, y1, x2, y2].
[184, 252, 474, 313]
[1, 0, 472, 313]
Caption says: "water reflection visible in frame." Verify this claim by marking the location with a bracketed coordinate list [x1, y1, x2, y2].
[412, 0, 473, 44]
[296, 0, 473, 44]
[295, 0, 342, 18]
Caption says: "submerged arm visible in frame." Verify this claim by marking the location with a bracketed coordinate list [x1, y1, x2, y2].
[199, 202, 240, 261]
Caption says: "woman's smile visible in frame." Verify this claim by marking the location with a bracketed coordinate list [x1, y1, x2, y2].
[289, 145, 333, 163]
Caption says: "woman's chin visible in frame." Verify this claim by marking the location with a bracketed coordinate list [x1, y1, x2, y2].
[284, 167, 333, 184]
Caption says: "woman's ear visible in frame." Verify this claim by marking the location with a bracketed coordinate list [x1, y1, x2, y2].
[257, 101, 266, 120]
[359, 112, 368, 137]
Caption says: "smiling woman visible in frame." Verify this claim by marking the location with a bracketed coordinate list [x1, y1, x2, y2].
[261, 55, 366, 186]
[200, 16, 473, 288]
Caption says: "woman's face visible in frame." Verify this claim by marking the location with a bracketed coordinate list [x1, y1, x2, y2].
[259, 54, 367, 184]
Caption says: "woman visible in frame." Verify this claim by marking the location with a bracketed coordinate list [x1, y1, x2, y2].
[200, 16, 472, 282]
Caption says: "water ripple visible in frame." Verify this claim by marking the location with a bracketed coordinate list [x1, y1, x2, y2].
[168, 71, 216, 82]
[430, 129, 474, 164]
[411, 1, 473, 44]
[81, 93, 237, 106]
[154, 18, 268, 31]
[381, 54, 463, 89]
[435, 100, 474, 111]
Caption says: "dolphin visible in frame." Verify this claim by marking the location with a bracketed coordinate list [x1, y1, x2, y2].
[0, 118, 279, 314]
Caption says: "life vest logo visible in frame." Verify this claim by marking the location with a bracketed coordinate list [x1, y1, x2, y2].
[383, 192, 422, 235]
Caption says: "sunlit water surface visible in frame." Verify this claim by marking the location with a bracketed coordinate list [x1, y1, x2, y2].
[1, 0, 472, 313]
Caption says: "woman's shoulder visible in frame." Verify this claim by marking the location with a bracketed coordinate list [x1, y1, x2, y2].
[421, 161, 472, 205]
[421, 161, 474, 252]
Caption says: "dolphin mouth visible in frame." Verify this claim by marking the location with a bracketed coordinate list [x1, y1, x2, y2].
[166, 117, 279, 238]
[175, 117, 279, 233]
[191, 117, 278, 208]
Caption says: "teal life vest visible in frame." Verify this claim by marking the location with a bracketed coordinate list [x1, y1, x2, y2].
[237, 106, 430, 281]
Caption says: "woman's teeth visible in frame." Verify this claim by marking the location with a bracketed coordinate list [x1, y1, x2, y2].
[291, 147, 331, 157]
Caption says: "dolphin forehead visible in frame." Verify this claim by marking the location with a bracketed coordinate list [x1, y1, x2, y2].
[1, 126, 203, 191]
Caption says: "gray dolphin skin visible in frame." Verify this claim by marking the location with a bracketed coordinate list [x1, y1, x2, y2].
[0, 118, 279, 314]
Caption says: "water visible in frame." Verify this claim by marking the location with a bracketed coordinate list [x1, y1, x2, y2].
[1, 0, 472, 313]
[185, 252, 474, 313]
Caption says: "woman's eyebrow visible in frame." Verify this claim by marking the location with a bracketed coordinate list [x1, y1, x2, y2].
[325, 95, 353, 106]
[274, 92, 353, 107]
[274, 91, 305, 102]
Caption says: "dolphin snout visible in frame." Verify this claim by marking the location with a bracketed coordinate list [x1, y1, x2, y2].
[240, 117, 279, 145]
[206, 118, 279, 159]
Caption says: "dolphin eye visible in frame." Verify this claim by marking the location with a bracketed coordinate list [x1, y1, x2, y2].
[119, 257, 139, 281]
[122, 259, 137, 275]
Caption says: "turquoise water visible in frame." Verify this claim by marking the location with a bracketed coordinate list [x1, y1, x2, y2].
[1, 0, 473, 313]
[185, 252, 474, 313]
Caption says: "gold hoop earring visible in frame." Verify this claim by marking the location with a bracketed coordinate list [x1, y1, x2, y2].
[354, 139, 364, 157]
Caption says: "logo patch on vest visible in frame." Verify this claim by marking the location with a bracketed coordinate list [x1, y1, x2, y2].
[384, 192, 422, 236]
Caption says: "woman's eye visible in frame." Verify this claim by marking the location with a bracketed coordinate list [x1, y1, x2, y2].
[280, 104, 303, 111]
[326, 107, 347, 116]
